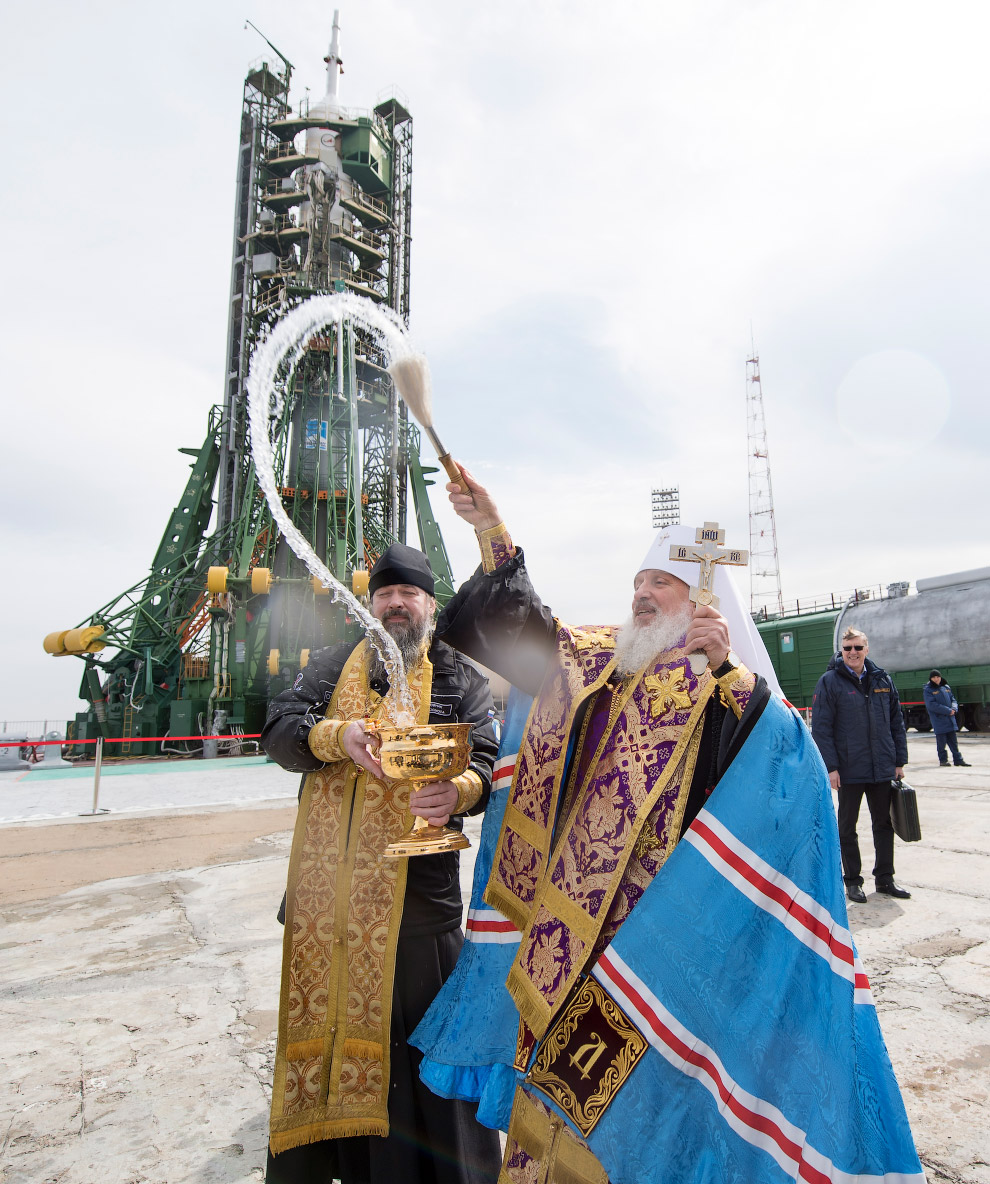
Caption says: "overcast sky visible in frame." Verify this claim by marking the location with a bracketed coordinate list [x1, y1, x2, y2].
[2, 0, 988, 724]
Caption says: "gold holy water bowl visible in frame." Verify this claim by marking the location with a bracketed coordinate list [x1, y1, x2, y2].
[375, 723, 473, 858]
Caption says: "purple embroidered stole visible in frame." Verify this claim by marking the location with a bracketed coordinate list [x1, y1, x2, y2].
[485, 624, 716, 1040]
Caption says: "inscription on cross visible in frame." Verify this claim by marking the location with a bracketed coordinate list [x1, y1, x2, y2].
[669, 522, 748, 674]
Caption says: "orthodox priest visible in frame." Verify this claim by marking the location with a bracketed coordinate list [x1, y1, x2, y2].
[415, 470, 923, 1184]
[261, 543, 502, 1184]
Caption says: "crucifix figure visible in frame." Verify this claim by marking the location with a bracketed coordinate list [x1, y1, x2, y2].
[669, 522, 748, 674]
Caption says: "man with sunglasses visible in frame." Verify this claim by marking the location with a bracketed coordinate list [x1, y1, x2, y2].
[812, 627, 910, 903]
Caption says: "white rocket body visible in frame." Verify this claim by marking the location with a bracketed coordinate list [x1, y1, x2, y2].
[305, 9, 344, 167]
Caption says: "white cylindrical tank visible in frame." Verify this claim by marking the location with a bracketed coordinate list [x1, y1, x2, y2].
[838, 570, 990, 672]
[298, 13, 347, 241]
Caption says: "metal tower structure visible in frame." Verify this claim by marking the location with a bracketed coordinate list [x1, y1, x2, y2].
[746, 350, 784, 619]
[45, 15, 454, 756]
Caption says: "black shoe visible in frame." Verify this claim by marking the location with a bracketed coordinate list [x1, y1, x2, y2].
[939, 761, 950, 767]
[954, 760, 971, 767]
[876, 880, 911, 899]
[846, 884, 867, 904]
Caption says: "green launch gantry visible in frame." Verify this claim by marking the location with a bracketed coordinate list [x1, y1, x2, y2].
[46, 25, 456, 757]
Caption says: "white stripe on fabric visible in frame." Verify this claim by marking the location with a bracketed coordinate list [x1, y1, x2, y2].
[492, 752, 518, 792]
[685, 810, 873, 1004]
[593, 952, 923, 1184]
[465, 906, 521, 945]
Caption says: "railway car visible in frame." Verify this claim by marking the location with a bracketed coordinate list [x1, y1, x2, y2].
[756, 566, 990, 732]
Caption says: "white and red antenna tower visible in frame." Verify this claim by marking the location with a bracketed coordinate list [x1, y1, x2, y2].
[746, 348, 784, 618]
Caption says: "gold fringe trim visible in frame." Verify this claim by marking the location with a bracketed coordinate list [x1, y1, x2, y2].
[269, 1117, 390, 1156]
[505, 967, 553, 1042]
[343, 1037, 383, 1060]
[285, 1038, 324, 1061]
[486, 880, 537, 936]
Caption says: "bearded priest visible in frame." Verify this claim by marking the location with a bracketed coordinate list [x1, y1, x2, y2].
[414, 469, 923, 1184]
[261, 543, 502, 1184]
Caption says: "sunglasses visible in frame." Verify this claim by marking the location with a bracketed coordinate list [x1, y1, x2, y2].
[842, 645, 865, 652]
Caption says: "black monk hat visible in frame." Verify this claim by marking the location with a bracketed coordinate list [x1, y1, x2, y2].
[368, 543, 435, 598]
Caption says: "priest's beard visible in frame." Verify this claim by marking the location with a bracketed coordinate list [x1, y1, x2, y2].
[369, 610, 435, 682]
[613, 604, 694, 678]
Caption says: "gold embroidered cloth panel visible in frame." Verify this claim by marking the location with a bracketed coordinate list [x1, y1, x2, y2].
[485, 624, 717, 1040]
[269, 642, 432, 1154]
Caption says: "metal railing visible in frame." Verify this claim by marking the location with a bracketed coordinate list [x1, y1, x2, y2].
[261, 176, 303, 199]
[0, 720, 62, 740]
[340, 186, 390, 222]
[273, 212, 308, 235]
[753, 583, 901, 622]
[266, 139, 317, 164]
[328, 222, 386, 256]
[296, 95, 390, 139]
[328, 260, 386, 296]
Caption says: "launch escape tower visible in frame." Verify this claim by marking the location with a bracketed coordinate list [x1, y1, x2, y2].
[45, 16, 454, 755]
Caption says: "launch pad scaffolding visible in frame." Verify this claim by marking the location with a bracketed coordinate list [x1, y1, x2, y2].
[48, 25, 454, 756]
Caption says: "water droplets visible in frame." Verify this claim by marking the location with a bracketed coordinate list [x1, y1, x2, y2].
[246, 292, 425, 723]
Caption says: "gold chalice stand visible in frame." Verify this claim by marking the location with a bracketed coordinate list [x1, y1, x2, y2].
[377, 723, 473, 858]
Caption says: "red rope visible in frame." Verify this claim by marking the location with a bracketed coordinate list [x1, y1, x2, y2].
[0, 734, 262, 748]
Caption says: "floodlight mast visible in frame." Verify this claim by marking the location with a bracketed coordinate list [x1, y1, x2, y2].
[651, 486, 680, 530]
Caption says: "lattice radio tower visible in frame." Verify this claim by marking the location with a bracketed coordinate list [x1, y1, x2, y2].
[746, 349, 784, 618]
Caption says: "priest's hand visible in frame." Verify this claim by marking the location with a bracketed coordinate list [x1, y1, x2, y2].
[684, 603, 730, 670]
[829, 771, 841, 790]
[341, 721, 384, 778]
[410, 779, 458, 827]
[446, 464, 502, 531]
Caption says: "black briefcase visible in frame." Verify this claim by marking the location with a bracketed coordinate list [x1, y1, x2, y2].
[889, 778, 922, 842]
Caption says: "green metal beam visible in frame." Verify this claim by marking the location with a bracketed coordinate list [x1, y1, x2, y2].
[408, 449, 455, 604]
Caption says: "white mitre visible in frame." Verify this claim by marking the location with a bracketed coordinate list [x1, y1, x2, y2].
[638, 524, 785, 700]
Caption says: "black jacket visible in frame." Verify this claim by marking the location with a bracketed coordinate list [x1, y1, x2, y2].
[262, 637, 498, 936]
[811, 656, 908, 784]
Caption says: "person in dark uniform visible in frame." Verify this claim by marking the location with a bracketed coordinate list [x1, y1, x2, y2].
[262, 544, 501, 1184]
[812, 627, 910, 904]
[924, 670, 970, 767]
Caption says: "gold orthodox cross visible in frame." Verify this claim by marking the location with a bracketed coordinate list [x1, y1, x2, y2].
[669, 522, 748, 674]
[642, 666, 692, 719]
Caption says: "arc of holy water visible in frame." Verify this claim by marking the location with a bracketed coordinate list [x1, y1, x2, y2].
[246, 292, 424, 723]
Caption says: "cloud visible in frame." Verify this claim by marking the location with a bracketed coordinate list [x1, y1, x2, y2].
[2, 0, 989, 721]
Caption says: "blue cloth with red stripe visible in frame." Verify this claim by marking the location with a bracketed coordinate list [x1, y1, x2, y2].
[554, 694, 924, 1183]
[411, 688, 531, 1128]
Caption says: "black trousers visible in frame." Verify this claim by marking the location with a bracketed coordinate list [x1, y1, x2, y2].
[935, 730, 962, 764]
[266, 927, 501, 1184]
[837, 781, 895, 885]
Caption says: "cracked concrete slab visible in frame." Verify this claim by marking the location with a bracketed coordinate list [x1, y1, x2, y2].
[0, 734, 987, 1182]
[1, 849, 288, 1184]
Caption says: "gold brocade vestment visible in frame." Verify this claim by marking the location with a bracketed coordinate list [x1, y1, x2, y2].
[268, 641, 432, 1154]
[486, 629, 754, 1184]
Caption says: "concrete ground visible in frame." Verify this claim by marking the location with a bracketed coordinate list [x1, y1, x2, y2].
[0, 735, 987, 1183]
